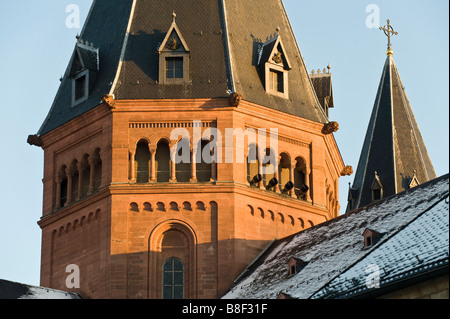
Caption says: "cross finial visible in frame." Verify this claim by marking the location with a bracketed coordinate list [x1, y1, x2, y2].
[379, 19, 398, 55]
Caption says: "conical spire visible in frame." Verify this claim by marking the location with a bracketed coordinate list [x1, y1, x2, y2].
[347, 27, 436, 212]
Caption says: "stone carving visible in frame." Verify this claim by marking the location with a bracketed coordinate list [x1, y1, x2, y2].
[229, 92, 243, 107]
[102, 94, 116, 109]
[341, 165, 354, 176]
[322, 121, 339, 135]
[27, 134, 43, 147]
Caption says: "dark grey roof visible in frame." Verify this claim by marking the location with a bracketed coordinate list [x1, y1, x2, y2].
[36, 0, 327, 137]
[347, 55, 437, 211]
[224, 0, 327, 122]
[0, 279, 81, 299]
[222, 174, 449, 299]
[37, 0, 134, 136]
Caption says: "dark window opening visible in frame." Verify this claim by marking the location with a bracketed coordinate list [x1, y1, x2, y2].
[372, 188, 381, 201]
[163, 258, 184, 299]
[166, 57, 184, 79]
[75, 75, 87, 101]
[60, 178, 68, 208]
[269, 69, 284, 93]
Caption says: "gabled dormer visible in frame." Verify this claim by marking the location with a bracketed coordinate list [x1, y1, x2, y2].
[69, 38, 100, 107]
[287, 257, 307, 277]
[158, 12, 190, 85]
[258, 33, 292, 99]
[371, 172, 384, 203]
[362, 228, 384, 249]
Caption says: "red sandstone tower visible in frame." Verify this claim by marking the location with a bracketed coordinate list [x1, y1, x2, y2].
[28, 0, 347, 299]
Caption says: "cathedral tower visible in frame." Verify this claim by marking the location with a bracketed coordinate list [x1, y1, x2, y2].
[29, 0, 346, 299]
[347, 20, 436, 212]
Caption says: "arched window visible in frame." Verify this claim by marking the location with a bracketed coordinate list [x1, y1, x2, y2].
[69, 160, 79, 202]
[93, 148, 102, 190]
[156, 140, 171, 183]
[262, 148, 276, 190]
[294, 157, 308, 200]
[197, 140, 212, 182]
[59, 166, 68, 208]
[81, 154, 90, 197]
[247, 143, 260, 184]
[162, 258, 184, 299]
[176, 138, 191, 183]
[279, 153, 291, 192]
[135, 141, 150, 183]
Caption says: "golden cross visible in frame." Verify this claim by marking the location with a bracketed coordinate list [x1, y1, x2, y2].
[379, 19, 398, 50]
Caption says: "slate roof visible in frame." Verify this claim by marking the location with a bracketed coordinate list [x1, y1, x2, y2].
[347, 54, 437, 211]
[222, 174, 449, 299]
[37, 0, 327, 137]
[0, 279, 81, 299]
[312, 194, 449, 299]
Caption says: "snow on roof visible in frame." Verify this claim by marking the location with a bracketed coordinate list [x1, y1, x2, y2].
[0, 279, 81, 299]
[312, 195, 449, 299]
[222, 174, 449, 299]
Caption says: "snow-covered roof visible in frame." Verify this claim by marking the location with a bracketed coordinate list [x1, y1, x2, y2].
[222, 174, 449, 299]
[0, 279, 81, 299]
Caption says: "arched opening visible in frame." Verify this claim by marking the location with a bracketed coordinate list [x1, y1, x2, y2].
[176, 138, 191, 183]
[262, 148, 276, 190]
[149, 222, 196, 299]
[81, 154, 90, 197]
[197, 139, 212, 182]
[247, 143, 260, 184]
[279, 153, 291, 193]
[156, 140, 171, 183]
[135, 141, 150, 183]
[58, 165, 68, 208]
[93, 148, 102, 190]
[294, 157, 308, 200]
[69, 160, 79, 202]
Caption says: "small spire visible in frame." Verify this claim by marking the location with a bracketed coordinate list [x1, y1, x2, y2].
[172, 11, 177, 23]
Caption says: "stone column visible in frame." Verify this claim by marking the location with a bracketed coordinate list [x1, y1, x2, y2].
[290, 164, 296, 198]
[66, 173, 73, 206]
[130, 150, 136, 184]
[170, 145, 177, 183]
[305, 168, 311, 202]
[76, 162, 82, 201]
[150, 148, 157, 182]
[89, 157, 95, 194]
[190, 147, 197, 183]
[274, 155, 281, 193]
[55, 180, 62, 209]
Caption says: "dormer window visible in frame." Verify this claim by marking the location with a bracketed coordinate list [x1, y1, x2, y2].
[166, 57, 184, 79]
[371, 171, 384, 203]
[73, 70, 89, 103]
[362, 228, 383, 249]
[69, 39, 99, 107]
[258, 34, 291, 99]
[287, 257, 307, 277]
[158, 13, 190, 85]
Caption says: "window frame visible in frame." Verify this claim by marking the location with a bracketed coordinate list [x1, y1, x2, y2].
[162, 257, 184, 299]
[159, 52, 190, 85]
[265, 63, 289, 99]
[71, 69, 89, 107]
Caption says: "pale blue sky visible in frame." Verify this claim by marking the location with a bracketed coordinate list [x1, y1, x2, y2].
[0, 1, 448, 287]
